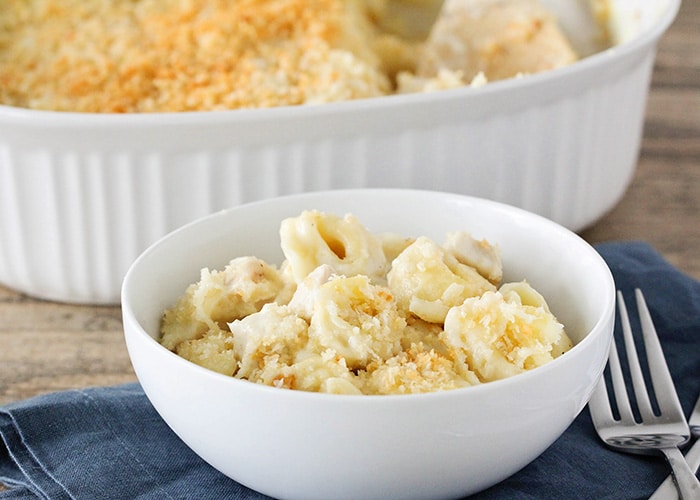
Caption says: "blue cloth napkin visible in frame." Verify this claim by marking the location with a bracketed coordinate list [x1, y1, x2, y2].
[1, 241, 699, 500]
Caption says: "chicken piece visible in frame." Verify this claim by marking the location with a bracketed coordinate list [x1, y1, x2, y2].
[443, 231, 502, 285]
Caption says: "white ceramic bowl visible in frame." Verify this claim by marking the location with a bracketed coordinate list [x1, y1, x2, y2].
[122, 189, 615, 500]
[0, 0, 678, 304]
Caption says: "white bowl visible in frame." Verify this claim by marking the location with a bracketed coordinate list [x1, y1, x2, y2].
[0, 0, 678, 304]
[122, 189, 615, 500]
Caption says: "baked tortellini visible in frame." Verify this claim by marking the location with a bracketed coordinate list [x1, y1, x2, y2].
[280, 210, 388, 283]
[387, 236, 496, 323]
[442, 282, 570, 382]
[160, 210, 572, 395]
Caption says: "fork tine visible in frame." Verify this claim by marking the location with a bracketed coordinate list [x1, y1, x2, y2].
[618, 290, 656, 421]
[634, 289, 685, 421]
[612, 292, 640, 423]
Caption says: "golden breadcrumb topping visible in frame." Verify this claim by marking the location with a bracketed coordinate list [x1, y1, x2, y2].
[0, 0, 389, 112]
[0, 0, 583, 113]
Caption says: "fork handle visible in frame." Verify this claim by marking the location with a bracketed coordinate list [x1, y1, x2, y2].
[651, 441, 700, 500]
[659, 446, 700, 500]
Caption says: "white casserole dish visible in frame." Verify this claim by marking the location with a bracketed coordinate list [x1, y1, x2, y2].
[0, 0, 680, 304]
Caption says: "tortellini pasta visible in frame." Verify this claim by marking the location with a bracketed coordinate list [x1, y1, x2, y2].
[280, 210, 388, 283]
[160, 210, 572, 395]
[387, 236, 496, 323]
[442, 283, 570, 382]
[305, 274, 406, 370]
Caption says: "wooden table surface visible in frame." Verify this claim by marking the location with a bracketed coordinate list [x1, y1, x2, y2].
[1, 1, 699, 408]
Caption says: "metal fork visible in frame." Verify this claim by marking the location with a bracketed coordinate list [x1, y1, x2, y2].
[588, 289, 700, 499]
[650, 394, 700, 499]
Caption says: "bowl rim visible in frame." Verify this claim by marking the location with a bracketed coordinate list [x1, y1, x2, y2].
[0, 0, 680, 126]
[122, 188, 616, 404]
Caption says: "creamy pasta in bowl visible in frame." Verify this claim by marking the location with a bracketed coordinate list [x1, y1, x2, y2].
[122, 189, 615, 499]
[159, 209, 573, 395]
